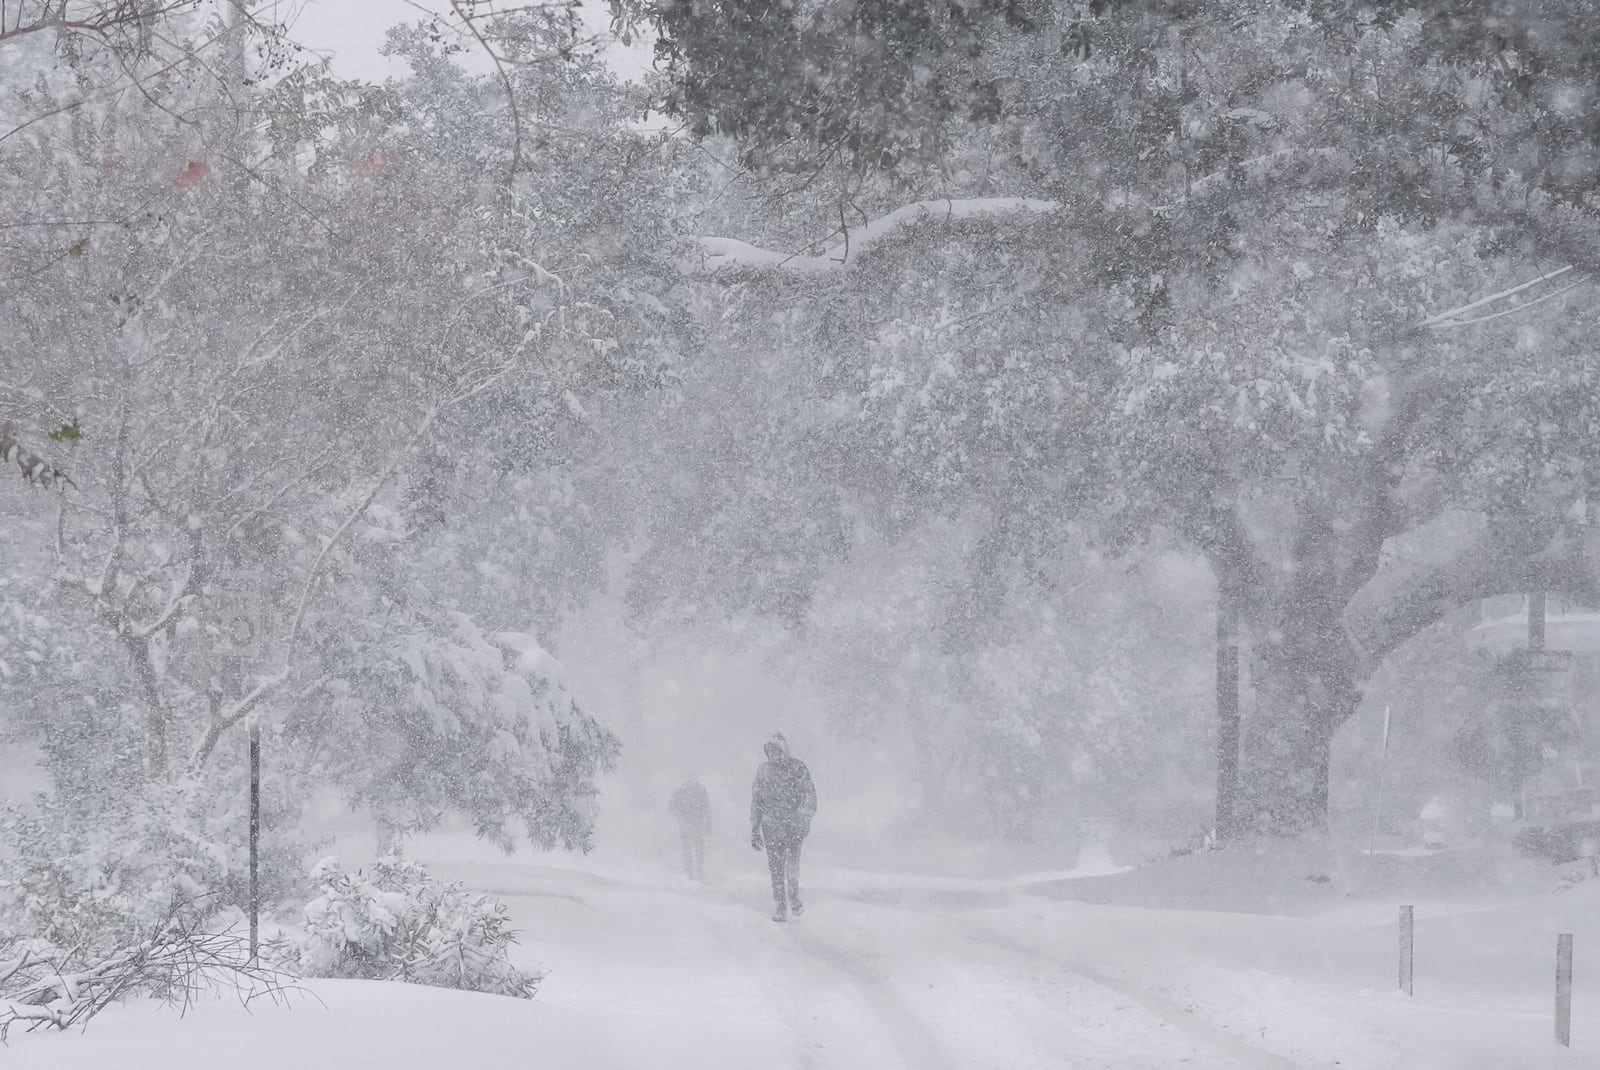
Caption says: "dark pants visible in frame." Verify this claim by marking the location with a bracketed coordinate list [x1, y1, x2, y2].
[680, 826, 705, 880]
[764, 834, 803, 912]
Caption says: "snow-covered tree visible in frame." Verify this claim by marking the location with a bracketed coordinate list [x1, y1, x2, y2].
[620, 0, 1600, 834]
[801, 516, 1213, 840]
[1, 7, 680, 854]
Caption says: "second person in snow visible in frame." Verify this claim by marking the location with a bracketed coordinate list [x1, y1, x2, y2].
[750, 732, 816, 922]
[669, 775, 712, 880]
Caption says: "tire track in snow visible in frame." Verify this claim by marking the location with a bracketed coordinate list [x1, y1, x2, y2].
[820, 877, 1304, 1067]
[714, 873, 1288, 1069]
[700, 883, 963, 1070]
[465, 860, 1297, 1068]
[951, 918, 1302, 1070]
[785, 925, 965, 1070]
[689, 893, 830, 1070]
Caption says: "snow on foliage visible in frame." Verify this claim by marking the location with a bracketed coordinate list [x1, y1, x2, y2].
[323, 613, 619, 853]
[0, 779, 301, 950]
[695, 198, 1060, 275]
[638, 0, 1600, 831]
[290, 855, 541, 999]
[0, 776, 303, 1038]
[2, 4, 656, 870]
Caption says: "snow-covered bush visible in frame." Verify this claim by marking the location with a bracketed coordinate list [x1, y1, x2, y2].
[0, 781, 304, 1038]
[0, 777, 302, 952]
[290, 855, 540, 998]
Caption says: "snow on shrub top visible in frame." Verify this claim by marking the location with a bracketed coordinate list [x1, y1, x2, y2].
[290, 854, 541, 1000]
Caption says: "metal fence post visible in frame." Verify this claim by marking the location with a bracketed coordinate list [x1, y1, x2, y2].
[249, 718, 260, 962]
[1399, 905, 1414, 996]
[1557, 933, 1574, 1048]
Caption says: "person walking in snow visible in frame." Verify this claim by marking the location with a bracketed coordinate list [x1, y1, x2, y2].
[749, 733, 816, 922]
[669, 775, 713, 880]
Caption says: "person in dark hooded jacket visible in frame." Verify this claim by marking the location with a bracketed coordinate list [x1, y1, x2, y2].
[749, 733, 816, 921]
[668, 775, 712, 880]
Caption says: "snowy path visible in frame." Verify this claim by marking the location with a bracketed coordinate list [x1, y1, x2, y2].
[788, 899, 1295, 1069]
[6, 844, 1594, 1069]
[455, 858, 1318, 1069]
[440, 842, 1597, 1070]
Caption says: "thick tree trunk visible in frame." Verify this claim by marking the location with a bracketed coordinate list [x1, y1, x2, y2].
[1240, 610, 1363, 835]
[1215, 584, 1241, 840]
[1236, 517, 1600, 834]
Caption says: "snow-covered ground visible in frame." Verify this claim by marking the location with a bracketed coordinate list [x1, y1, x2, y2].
[6, 829, 1596, 1069]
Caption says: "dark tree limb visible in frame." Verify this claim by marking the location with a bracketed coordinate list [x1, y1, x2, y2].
[1347, 515, 1599, 669]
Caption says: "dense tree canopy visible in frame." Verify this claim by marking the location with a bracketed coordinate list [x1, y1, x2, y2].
[7, 0, 1599, 870]
[611, 0, 1600, 832]
[0, 4, 688, 850]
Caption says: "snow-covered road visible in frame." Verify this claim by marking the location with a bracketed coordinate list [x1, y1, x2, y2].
[470, 859, 1293, 1070]
[6, 837, 1595, 1069]
[445, 842, 1596, 1070]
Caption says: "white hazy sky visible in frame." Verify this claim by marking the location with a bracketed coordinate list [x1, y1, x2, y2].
[280, 0, 652, 82]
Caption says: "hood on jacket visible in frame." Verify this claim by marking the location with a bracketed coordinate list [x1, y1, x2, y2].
[763, 733, 791, 762]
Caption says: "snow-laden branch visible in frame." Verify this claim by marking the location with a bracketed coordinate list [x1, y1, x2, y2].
[1346, 516, 1600, 668]
[193, 357, 518, 768]
[128, 560, 194, 640]
[1, 907, 300, 1040]
[1421, 265, 1581, 329]
[1432, 281, 1584, 327]
[283, 406, 439, 659]
[684, 148, 1357, 276]
[689, 152, 1338, 276]
[693, 197, 1060, 275]
[188, 667, 294, 769]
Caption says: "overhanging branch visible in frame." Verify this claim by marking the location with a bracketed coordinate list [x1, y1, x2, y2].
[0, 1, 198, 48]
[692, 197, 1061, 275]
[1346, 517, 1600, 668]
[687, 147, 1368, 276]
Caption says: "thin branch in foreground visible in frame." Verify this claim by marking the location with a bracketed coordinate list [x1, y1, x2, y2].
[1420, 264, 1578, 328]
[1429, 280, 1584, 328]
[451, 0, 525, 185]
[1, 899, 308, 1042]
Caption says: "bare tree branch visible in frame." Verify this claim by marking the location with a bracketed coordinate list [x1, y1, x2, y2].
[0, 1, 199, 48]
[1, 899, 304, 1040]
[451, 0, 525, 185]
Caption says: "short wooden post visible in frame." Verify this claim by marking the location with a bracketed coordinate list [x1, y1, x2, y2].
[1556, 933, 1573, 1047]
[1399, 905, 1414, 996]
